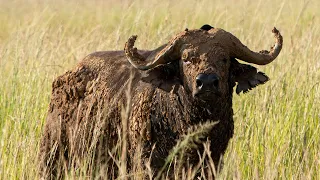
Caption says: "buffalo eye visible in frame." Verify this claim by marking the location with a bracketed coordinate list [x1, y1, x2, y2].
[215, 58, 228, 67]
[218, 58, 228, 66]
[223, 58, 228, 64]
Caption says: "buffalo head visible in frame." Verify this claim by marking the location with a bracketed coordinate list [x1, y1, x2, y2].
[125, 26, 283, 101]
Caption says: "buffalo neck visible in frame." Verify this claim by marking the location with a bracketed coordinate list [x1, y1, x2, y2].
[176, 87, 233, 125]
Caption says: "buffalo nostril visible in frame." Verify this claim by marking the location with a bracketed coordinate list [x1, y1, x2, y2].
[213, 79, 219, 88]
[196, 79, 203, 89]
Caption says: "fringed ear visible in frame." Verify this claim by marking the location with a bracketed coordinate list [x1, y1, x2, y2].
[140, 61, 182, 92]
[230, 59, 269, 94]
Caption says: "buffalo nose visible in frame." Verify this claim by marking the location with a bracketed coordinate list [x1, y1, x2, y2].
[196, 73, 219, 90]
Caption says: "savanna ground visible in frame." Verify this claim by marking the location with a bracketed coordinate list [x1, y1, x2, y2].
[0, 0, 319, 179]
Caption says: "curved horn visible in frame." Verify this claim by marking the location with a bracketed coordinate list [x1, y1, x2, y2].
[124, 35, 181, 70]
[230, 27, 283, 65]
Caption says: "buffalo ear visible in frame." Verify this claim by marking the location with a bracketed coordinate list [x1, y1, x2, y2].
[230, 59, 269, 94]
[140, 61, 182, 92]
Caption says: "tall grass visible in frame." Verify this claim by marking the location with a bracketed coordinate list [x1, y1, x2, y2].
[0, 0, 319, 179]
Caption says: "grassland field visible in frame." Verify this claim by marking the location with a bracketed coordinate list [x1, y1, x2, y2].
[0, 0, 319, 179]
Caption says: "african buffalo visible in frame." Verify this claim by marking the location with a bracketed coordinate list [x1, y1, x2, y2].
[39, 26, 283, 179]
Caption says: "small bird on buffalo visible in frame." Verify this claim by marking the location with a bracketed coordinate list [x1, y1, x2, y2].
[200, 24, 214, 31]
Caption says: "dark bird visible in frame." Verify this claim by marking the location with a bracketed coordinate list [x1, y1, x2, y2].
[200, 24, 214, 31]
